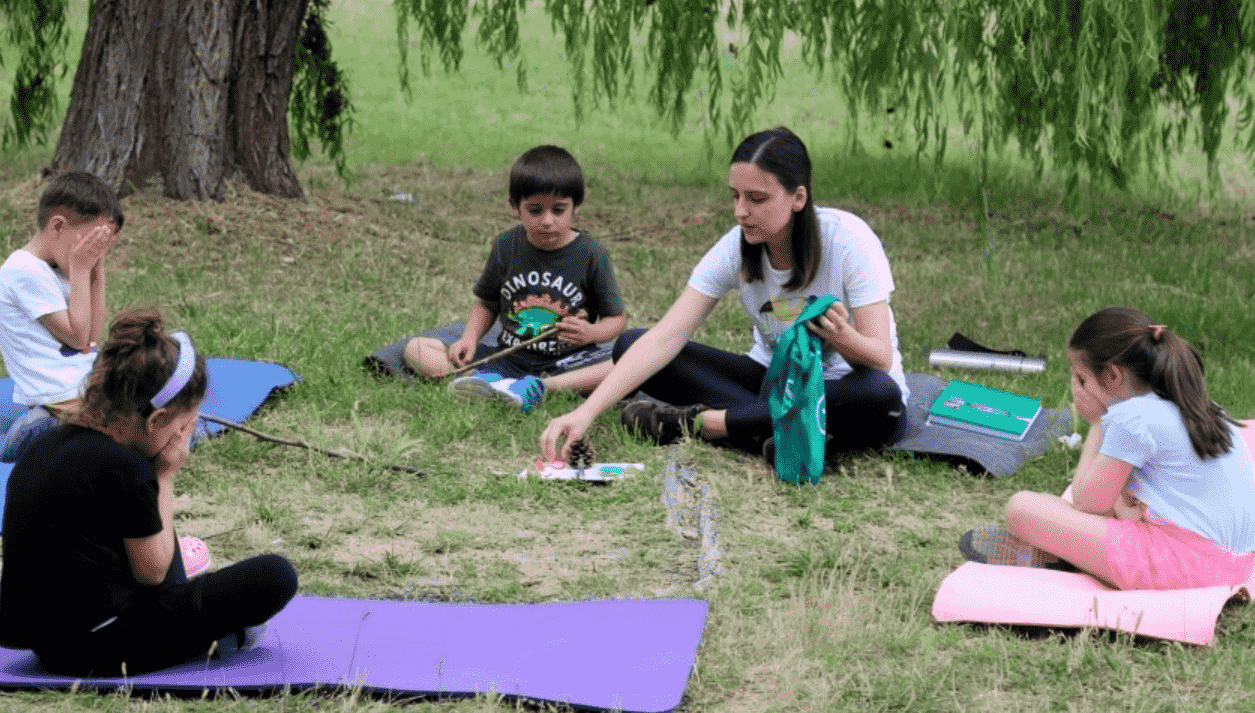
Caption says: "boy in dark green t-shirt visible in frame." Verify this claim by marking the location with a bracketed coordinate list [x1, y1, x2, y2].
[404, 146, 627, 412]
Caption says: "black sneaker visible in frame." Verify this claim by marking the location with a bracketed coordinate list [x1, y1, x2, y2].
[621, 400, 707, 445]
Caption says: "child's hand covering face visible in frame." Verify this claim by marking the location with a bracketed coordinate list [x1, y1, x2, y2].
[67, 222, 115, 273]
[1071, 369, 1107, 424]
[151, 408, 199, 474]
[1069, 351, 1112, 424]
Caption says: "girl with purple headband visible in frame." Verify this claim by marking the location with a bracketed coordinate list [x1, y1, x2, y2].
[960, 306, 1255, 590]
[0, 308, 297, 675]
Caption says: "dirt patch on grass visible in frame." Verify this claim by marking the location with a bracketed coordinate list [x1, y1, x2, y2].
[283, 494, 702, 601]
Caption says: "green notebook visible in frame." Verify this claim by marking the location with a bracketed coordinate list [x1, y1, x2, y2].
[926, 380, 1043, 441]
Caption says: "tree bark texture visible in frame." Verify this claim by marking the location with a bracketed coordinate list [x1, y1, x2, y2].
[51, 0, 310, 200]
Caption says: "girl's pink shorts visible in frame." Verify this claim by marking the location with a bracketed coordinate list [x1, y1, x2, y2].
[1106, 519, 1255, 591]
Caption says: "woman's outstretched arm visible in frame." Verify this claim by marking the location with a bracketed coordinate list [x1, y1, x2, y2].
[540, 287, 719, 461]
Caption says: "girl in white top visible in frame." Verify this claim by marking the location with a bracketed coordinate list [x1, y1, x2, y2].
[962, 307, 1255, 590]
[541, 127, 908, 465]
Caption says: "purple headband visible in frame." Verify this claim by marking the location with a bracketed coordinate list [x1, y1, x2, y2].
[150, 331, 195, 409]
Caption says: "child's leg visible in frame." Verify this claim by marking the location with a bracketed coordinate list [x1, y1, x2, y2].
[34, 554, 298, 676]
[403, 336, 455, 378]
[543, 360, 613, 395]
[0, 406, 53, 463]
[1004, 491, 1121, 586]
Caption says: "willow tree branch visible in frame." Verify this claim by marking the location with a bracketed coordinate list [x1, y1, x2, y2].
[447, 326, 560, 377]
[199, 413, 425, 475]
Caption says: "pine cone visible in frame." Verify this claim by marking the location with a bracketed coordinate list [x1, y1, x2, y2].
[567, 438, 596, 471]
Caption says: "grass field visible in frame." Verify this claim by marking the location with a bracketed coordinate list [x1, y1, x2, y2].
[0, 2, 1254, 712]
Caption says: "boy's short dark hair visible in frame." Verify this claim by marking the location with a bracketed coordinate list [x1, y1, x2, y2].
[508, 145, 585, 208]
[37, 172, 125, 231]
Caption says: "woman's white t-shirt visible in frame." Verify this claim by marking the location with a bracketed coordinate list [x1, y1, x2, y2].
[687, 207, 909, 406]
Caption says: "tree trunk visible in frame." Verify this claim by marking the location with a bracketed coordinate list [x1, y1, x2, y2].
[51, 0, 309, 201]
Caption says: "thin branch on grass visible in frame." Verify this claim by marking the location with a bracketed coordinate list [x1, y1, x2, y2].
[200, 414, 425, 475]
[447, 326, 560, 377]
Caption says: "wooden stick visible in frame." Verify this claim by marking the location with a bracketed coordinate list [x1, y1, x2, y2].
[447, 326, 560, 377]
[200, 414, 425, 475]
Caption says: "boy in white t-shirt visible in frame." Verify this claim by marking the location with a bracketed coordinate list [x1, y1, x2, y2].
[0, 172, 122, 462]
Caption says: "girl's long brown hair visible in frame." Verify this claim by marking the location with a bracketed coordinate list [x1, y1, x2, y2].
[1070, 306, 1239, 459]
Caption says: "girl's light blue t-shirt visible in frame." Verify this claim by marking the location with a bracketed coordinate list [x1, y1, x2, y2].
[1102, 393, 1255, 552]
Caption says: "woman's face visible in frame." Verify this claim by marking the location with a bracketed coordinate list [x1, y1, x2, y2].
[728, 162, 807, 248]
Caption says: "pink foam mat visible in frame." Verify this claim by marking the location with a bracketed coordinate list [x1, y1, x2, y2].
[932, 562, 1253, 645]
[933, 419, 1255, 646]
[0, 596, 709, 713]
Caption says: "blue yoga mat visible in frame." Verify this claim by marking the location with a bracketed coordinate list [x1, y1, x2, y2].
[0, 596, 708, 713]
[0, 357, 301, 516]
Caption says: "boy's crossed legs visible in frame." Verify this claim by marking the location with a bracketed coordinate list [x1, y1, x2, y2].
[404, 336, 612, 413]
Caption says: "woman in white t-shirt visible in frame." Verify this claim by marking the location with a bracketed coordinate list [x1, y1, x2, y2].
[540, 127, 908, 466]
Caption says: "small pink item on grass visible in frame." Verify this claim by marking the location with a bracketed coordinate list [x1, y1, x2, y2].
[179, 536, 212, 578]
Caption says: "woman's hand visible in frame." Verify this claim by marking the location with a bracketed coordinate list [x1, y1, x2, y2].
[540, 406, 596, 463]
[804, 302, 851, 352]
[801, 300, 893, 372]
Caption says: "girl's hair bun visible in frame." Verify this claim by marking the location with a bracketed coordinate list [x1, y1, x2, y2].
[80, 307, 208, 424]
[98, 307, 167, 363]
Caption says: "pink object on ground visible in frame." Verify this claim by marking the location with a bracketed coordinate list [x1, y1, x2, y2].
[931, 562, 1254, 645]
[179, 536, 212, 578]
[932, 420, 1255, 645]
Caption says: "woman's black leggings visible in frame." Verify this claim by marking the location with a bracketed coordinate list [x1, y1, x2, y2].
[35, 552, 298, 677]
[614, 328, 904, 456]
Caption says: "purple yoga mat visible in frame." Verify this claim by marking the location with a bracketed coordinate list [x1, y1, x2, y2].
[0, 596, 708, 713]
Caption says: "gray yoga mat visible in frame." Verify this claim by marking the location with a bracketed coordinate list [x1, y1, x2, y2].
[887, 372, 1073, 477]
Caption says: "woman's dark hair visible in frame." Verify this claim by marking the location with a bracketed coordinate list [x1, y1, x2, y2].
[37, 171, 125, 231]
[508, 145, 585, 208]
[80, 308, 207, 425]
[1069, 306, 1239, 459]
[731, 126, 821, 290]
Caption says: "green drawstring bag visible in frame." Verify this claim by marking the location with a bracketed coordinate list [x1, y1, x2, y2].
[762, 294, 837, 484]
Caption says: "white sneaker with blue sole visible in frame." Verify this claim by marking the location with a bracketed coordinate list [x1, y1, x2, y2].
[448, 371, 545, 413]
